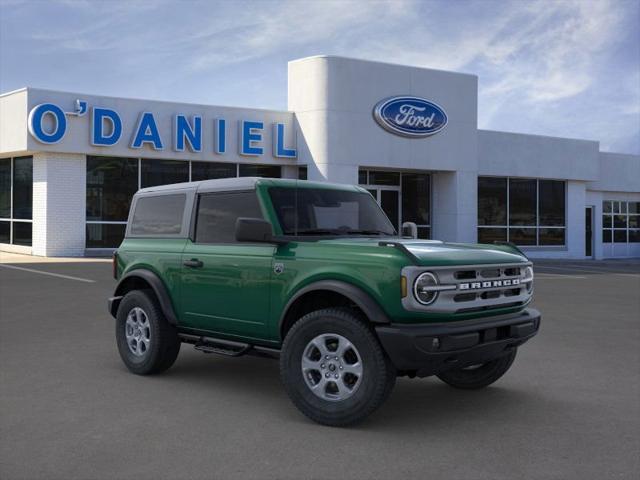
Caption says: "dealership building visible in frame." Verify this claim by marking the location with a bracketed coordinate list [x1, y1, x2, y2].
[0, 55, 638, 258]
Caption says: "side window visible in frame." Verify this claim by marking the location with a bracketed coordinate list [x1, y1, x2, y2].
[195, 191, 263, 243]
[130, 193, 186, 236]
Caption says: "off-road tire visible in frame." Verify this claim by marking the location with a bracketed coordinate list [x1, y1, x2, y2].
[436, 348, 517, 390]
[116, 289, 180, 375]
[280, 307, 396, 427]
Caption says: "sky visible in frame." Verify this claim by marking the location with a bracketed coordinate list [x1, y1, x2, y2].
[1, 0, 639, 154]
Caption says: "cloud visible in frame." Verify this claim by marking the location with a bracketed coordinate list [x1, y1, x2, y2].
[185, 0, 414, 71]
[1, 0, 638, 153]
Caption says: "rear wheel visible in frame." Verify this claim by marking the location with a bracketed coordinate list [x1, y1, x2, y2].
[436, 348, 517, 389]
[116, 290, 180, 375]
[280, 308, 395, 427]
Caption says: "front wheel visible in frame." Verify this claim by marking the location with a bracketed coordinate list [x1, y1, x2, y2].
[280, 308, 396, 427]
[436, 348, 517, 390]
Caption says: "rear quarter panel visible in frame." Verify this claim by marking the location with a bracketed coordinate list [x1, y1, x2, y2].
[116, 238, 188, 314]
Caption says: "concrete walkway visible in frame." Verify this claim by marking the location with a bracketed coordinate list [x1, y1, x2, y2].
[0, 251, 111, 264]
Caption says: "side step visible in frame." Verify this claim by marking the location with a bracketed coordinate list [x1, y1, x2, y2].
[178, 333, 280, 359]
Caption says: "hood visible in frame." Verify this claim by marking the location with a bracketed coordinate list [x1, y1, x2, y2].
[398, 240, 527, 266]
[317, 237, 528, 266]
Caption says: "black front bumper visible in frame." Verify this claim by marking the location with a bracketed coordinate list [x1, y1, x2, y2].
[376, 308, 541, 377]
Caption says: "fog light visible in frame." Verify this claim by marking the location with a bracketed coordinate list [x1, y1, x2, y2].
[432, 338, 440, 350]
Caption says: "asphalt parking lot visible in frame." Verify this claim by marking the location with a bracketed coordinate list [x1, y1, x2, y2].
[1, 257, 639, 480]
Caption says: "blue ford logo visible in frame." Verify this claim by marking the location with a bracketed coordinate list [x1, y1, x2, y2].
[373, 96, 447, 138]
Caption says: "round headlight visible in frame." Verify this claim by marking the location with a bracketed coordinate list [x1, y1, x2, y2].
[414, 272, 439, 305]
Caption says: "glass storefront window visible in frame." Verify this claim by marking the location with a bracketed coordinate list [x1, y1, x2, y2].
[401, 173, 430, 226]
[0, 156, 33, 246]
[191, 162, 236, 181]
[603, 200, 640, 244]
[478, 177, 566, 246]
[368, 171, 400, 186]
[538, 228, 565, 245]
[86, 223, 127, 249]
[417, 227, 431, 239]
[12, 222, 32, 246]
[86, 157, 138, 222]
[508, 179, 536, 226]
[613, 215, 627, 228]
[478, 177, 507, 226]
[0, 220, 9, 243]
[509, 227, 537, 245]
[0, 158, 10, 218]
[613, 230, 627, 243]
[539, 180, 565, 226]
[238, 164, 281, 178]
[12, 156, 32, 220]
[141, 159, 189, 188]
[478, 227, 507, 244]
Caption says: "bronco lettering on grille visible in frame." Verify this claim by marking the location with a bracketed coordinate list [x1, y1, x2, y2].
[458, 279, 521, 290]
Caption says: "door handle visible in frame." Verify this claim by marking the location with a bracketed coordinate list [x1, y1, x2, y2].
[183, 259, 204, 268]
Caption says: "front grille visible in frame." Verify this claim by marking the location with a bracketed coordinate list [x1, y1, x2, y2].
[402, 262, 533, 314]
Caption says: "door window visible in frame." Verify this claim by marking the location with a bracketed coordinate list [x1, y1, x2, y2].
[195, 191, 263, 243]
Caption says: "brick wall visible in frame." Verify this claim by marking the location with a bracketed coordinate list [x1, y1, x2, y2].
[32, 152, 86, 256]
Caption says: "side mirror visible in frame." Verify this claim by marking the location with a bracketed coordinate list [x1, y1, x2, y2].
[235, 217, 274, 243]
[402, 221, 418, 239]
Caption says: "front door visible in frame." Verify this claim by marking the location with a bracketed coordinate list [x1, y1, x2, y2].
[180, 191, 274, 340]
[585, 206, 593, 257]
[367, 187, 400, 231]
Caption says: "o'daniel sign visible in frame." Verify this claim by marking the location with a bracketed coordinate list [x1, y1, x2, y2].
[27, 99, 297, 159]
[373, 96, 447, 138]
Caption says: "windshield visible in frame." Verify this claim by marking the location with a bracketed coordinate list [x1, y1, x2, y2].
[268, 187, 397, 236]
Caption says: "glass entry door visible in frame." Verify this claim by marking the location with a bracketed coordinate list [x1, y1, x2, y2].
[367, 187, 400, 231]
[585, 206, 593, 257]
[360, 169, 431, 238]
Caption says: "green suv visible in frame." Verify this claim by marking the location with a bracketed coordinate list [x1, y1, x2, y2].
[109, 177, 540, 426]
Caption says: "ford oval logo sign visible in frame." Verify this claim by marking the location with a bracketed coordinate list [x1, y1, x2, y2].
[373, 96, 447, 138]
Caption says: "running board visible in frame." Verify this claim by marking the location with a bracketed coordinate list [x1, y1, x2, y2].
[194, 342, 250, 357]
[179, 333, 280, 359]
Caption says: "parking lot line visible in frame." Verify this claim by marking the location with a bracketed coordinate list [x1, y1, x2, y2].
[0, 264, 96, 283]
[535, 264, 638, 276]
[535, 273, 586, 279]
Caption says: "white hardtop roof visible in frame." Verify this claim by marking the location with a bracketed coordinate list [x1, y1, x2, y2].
[137, 176, 260, 194]
[135, 177, 365, 196]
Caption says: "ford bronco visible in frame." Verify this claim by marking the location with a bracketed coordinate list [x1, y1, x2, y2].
[108, 177, 540, 426]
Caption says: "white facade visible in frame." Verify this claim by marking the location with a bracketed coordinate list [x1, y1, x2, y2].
[1, 55, 638, 258]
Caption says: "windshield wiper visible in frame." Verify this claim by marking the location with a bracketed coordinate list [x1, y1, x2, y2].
[292, 228, 342, 235]
[287, 228, 394, 236]
[345, 229, 392, 236]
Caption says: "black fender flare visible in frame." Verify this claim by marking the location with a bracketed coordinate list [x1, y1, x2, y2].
[279, 280, 391, 333]
[110, 269, 178, 325]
